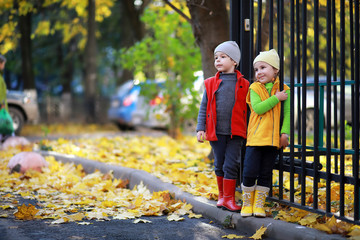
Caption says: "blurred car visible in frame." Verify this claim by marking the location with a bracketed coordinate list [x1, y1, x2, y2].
[288, 76, 356, 132]
[6, 90, 40, 134]
[107, 80, 169, 130]
[108, 74, 204, 131]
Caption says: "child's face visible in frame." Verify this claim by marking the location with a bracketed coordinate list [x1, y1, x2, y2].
[214, 52, 236, 73]
[253, 61, 279, 84]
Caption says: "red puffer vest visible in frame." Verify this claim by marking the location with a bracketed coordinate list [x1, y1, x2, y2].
[204, 70, 249, 141]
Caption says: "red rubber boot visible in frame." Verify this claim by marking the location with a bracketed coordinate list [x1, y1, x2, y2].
[222, 178, 242, 212]
[216, 176, 224, 208]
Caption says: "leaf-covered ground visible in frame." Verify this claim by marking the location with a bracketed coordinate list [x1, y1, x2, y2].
[1, 124, 360, 239]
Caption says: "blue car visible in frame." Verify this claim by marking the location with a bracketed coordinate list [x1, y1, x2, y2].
[107, 80, 168, 130]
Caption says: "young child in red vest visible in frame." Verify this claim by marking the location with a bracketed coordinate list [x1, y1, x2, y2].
[196, 41, 249, 212]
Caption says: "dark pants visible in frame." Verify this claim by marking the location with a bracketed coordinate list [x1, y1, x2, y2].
[210, 135, 244, 179]
[242, 146, 279, 188]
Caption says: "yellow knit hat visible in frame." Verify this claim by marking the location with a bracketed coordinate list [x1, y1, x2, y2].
[253, 49, 280, 70]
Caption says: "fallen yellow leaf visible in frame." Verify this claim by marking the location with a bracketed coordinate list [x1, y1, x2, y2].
[188, 211, 202, 219]
[221, 234, 244, 239]
[348, 227, 360, 237]
[298, 213, 320, 226]
[167, 214, 184, 221]
[250, 225, 267, 240]
[133, 219, 152, 224]
[14, 204, 39, 220]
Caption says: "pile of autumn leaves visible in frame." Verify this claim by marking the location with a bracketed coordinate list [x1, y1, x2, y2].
[0, 147, 201, 223]
[1, 124, 360, 239]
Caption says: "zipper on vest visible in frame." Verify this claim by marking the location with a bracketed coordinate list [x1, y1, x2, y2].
[253, 116, 262, 135]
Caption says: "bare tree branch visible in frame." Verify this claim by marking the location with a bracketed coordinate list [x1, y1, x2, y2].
[162, 0, 192, 23]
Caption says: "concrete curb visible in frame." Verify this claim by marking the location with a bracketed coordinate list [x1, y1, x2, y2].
[40, 151, 346, 240]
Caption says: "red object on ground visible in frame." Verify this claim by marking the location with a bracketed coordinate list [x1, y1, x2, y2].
[7, 152, 48, 174]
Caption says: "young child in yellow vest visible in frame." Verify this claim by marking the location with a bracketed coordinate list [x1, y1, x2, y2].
[241, 49, 290, 217]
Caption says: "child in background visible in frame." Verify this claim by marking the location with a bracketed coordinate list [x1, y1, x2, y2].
[241, 49, 290, 217]
[196, 41, 249, 212]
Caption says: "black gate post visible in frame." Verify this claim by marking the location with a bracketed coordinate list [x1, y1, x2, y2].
[230, 0, 251, 188]
[230, 0, 252, 79]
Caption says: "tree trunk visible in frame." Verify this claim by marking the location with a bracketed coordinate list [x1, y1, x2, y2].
[84, 0, 97, 123]
[187, 0, 229, 79]
[18, 13, 35, 90]
[118, 0, 149, 84]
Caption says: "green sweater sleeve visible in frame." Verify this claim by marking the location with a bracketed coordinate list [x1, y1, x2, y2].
[280, 89, 291, 135]
[250, 87, 291, 135]
[0, 75, 8, 111]
[250, 89, 280, 115]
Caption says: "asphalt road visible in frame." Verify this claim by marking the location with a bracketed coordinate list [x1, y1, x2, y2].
[0, 214, 261, 240]
[0, 197, 275, 240]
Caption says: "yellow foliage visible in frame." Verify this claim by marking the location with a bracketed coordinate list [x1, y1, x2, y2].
[18, 1, 35, 15]
[14, 204, 39, 220]
[250, 225, 267, 240]
[222, 234, 245, 239]
[33, 21, 51, 37]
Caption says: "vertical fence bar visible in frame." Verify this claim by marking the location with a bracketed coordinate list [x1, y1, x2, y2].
[296, 0, 301, 145]
[354, 0, 360, 222]
[349, 0, 355, 146]
[239, 0, 251, 80]
[269, 0, 273, 49]
[300, 0, 307, 206]
[256, 0, 262, 53]
[277, 0, 284, 200]
[339, 0, 346, 217]
[350, 1, 354, 82]
[313, 0, 319, 210]
[250, 0, 254, 81]
[332, 0, 339, 174]
[289, 0, 295, 203]
[325, 0, 332, 215]
[230, 0, 240, 43]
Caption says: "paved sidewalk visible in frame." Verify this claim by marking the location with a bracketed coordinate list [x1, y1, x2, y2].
[40, 151, 346, 240]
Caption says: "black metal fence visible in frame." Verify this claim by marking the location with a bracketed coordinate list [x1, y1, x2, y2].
[231, 0, 360, 224]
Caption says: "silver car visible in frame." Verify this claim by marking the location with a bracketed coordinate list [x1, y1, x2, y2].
[6, 90, 40, 134]
[289, 77, 356, 132]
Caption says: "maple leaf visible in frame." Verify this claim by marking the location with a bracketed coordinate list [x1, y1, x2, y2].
[50, 217, 69, 224]
[188, 211, 202, 219]
[77, 222, 92, 225]
[221, 234, 244, 239]
[250, 225, 267, 240]
[14, 204, 39, 220]
[167, 214, 184, 221]
[298, 213, 320, 226]
[348, 227, 360, 239]
[66, 212, 85, 222]
[313, 223, 332, 234]
[133, 219, 152, 224]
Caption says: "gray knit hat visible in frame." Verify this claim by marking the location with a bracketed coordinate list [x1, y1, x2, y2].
[214, 41, 241, 65]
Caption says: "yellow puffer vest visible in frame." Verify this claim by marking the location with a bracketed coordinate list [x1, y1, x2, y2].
[246, 78, 289, 148]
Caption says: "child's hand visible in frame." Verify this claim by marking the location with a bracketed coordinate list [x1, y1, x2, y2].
[280, 133, 289, 149]
[275, 90, 288, 101]
[197, 131, 206, 143]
